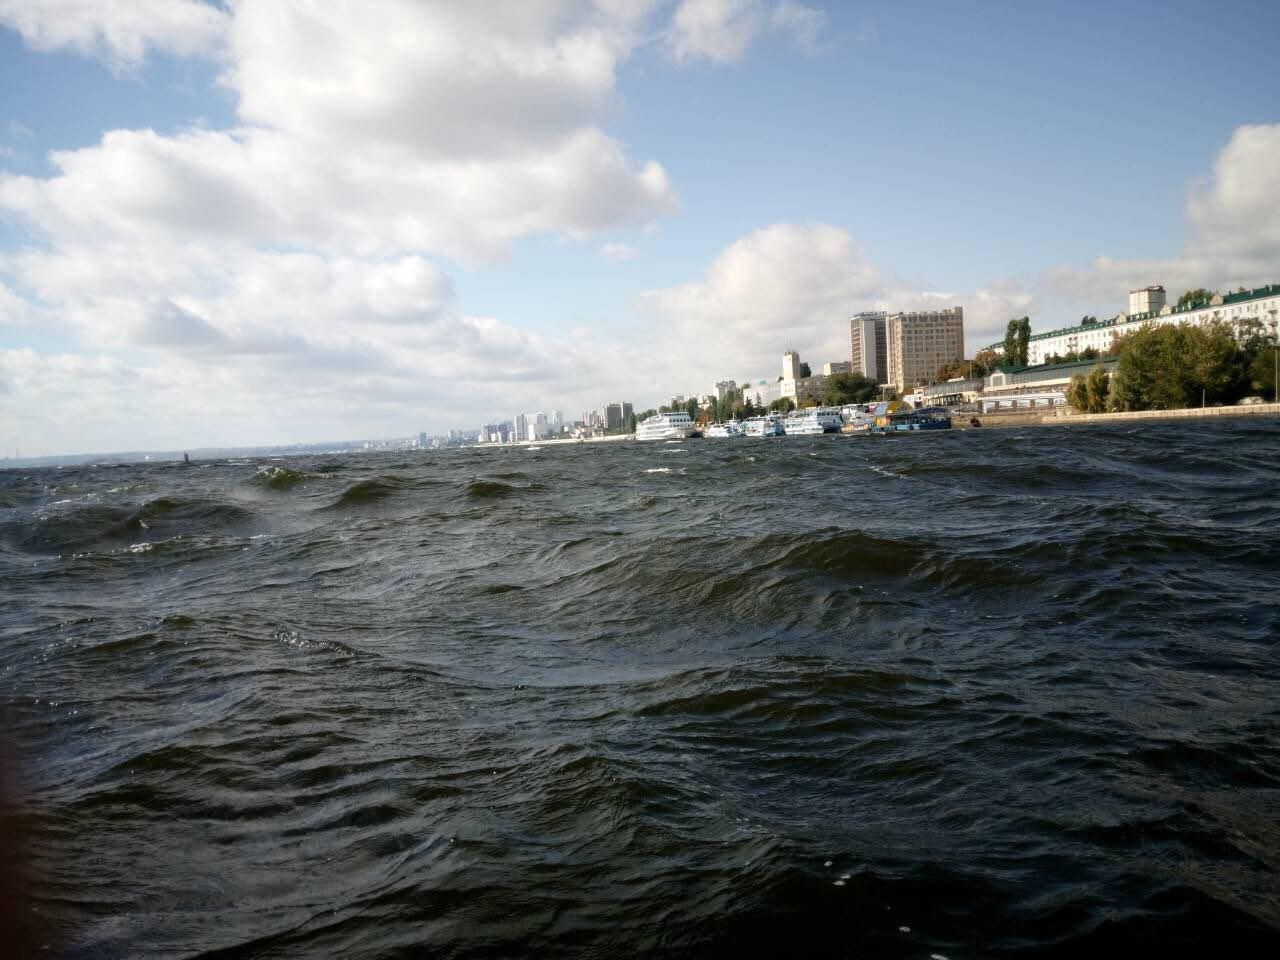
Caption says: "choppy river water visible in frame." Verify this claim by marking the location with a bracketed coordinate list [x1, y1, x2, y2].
[2, 420, 1278, 957]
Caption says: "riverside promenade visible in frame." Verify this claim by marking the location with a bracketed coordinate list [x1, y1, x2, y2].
[1043, 402, 1280, 426]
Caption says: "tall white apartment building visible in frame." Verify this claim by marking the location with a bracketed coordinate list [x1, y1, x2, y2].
[850, 311, 888, 384]
[885, 307, 965, 393]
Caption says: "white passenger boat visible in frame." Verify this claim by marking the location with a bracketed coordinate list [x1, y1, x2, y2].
[742, 415, 784, 437]
[635, 411, 699, 441]
[782, 407, 843, 435]
[705, 421, 744, 438]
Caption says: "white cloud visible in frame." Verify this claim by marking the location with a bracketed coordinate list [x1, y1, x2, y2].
[598, 242, 637, 262]
[666, 0, 825, 64]
[771, 0, 825, 53]
[224, 0, 653, 160]
[668, 0, 766, 64]
[0, 0, 228, 69]
[1042, 124, 1280, 305]
[641, 223, 1036, 387]
[0, 1, 689, 451]
[0, 279, 33, 327]
[642, 223, 882, 379]
[0, 119, 675, 266]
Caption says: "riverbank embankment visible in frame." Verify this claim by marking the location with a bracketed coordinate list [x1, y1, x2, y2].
[1042, 402, 1280, 426]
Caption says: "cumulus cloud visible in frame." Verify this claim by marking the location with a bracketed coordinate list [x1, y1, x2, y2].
[1042, 124, 1280, 305]
[643, 223, 882, 379]
[641, 223, 1037, 387]
[0, 280, 33, 327]
[0, 0, 228, 69]
[225, 0, 653, 160]
[666, 0, 825, 64]
[0, 1, 694, 451]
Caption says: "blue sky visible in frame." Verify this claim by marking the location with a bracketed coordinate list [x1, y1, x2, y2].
[1, 0, 1278, 455]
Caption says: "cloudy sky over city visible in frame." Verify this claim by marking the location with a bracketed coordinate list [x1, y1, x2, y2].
[1, 0, 1278, 454]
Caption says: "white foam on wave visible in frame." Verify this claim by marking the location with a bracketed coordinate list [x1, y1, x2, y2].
[868, 463, 909, 480]
[644, 467, 672, 473]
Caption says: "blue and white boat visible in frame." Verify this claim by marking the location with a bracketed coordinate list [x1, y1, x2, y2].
[869, 406, 952, 433]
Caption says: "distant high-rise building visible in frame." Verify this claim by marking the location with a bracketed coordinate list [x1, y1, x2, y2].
[621, 402, 633, 424]
[1128, 285, 1166, 316]
[823, 361, 853, 376]
[714, 380, 737, 400]
[885, 307, 965, 393]
[514, 413, 527, 444]
[850, 311, 888, 384]
[551, 409, 563, 432]
[605, 403, 624, 430]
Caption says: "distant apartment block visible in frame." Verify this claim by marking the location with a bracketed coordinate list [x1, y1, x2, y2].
[822, 361, 853, 375]
[1128, 285, 1166, 316]
[604, 403, 624, 430]
[850, 311, 888, 384]
[714, 380, 737, 401]
[885, 306, 965, 392]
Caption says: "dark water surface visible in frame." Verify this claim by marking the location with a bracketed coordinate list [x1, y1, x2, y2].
[3, 421, 1279, 958]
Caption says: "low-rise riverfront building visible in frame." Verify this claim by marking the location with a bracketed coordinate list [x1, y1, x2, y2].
[988, 283, 1280, 366]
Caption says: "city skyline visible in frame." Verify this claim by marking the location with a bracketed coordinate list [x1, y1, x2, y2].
[2, 1, 1279, 456]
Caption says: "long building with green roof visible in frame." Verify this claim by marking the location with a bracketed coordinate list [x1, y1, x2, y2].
[986, 283, 1280, 365]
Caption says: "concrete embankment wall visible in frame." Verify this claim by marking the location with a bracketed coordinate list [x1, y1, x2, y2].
[966, 412, 1050, 429]
[1043, 403, 1280, 426]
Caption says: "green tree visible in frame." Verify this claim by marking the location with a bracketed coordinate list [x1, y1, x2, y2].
[1066, 374, 1088, 411]
[741, 398, 757, 417]
[798, 362, 812, 378]
[972, 348, 1002, 378]
[1084, 364, 1110, 412]
[769, 397, 796, 413]
[1016, 317, 1031, 366]
[1250, 340, 1277, 400]
[823, 372, 879, 405]
[1002, 319, 1019, 365]
[684, 397, 699, 421]
[1177, 288, 1213, 308]
[1110, 321, 1250, 411]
